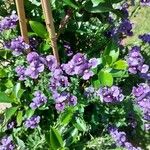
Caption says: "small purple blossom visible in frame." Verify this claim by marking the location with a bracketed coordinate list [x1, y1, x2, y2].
[118, 19, 133, 36]
[84, 86, 95, 97]
[5, 36, 29, 56]
[15, 65, 26, 80]
[126, 46, 149, 74]
[132, 83, 150, 98]
[24, 116, 40, 129]
[0, 136, 15, 150]
[7, 121, 15, 130]
[45, 55, 57, 71]
[30, 91, 47, 109]
[140, 0, 150, 6]
[0, 11, 18, 32]
[97, 86, 124, 103]
[55, 102, 65, 112]
[25, 52, 45, 79]
[68, 95, 77, 106]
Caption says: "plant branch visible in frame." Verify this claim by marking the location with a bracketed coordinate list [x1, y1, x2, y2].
[41, 0, 60, 64]
[15, 0, 30, 53]
[57, 9, 73, 39]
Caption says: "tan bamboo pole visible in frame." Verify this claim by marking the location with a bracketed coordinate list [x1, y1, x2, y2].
[41, 0, 60, 64]
[15, 0, 30, 53]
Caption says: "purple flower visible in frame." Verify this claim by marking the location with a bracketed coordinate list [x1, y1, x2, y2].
[0, 136, 15, 150]
[68, 95, 77, 106]
[7, 121, 15, 129]
[15, 66, 26, 80]
[45, 55, 57, 71]
[108, 126, 141, 150]
[132, 83, 150, 98]
[24, 116, 40, 129]
[88, 58, 99, 68]
[71, 53, 87, 66]
[27, 52, 39, 63]
[140, 0, 150, 6]
[97, 86, 124, 103]
[5, 36, 29, 56]
[61, 62, 75, 75]
[118, 19, 133, 36]
[0, 11, 18, 32]
[82, 69, 94, 80]
[126, 46, 149, 75]
[139, 33, 150, 44]
[55, 102, 65, 112]
[25, 61, 44, 79]
[30, 91, 47, 109]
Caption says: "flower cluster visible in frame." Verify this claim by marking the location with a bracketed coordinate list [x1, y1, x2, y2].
[49, 66, 77, 111]
[140, 0, 150, 6]
[84, 86, 95, 98]
[126, 46, 149, 74]
[5, 36, 29, 56]
[25, 52, 45, 79]
[118, 19, 133, 37]
[97, 86, 124, 103]
[30, 91, 47, 109]
[139, 33, 150, 44]
[0, 11, 18, 32]
[108, 126, 141, 150]
[62, 53, 99, 80]
[0, 136, 15, 150]
[24, 116, 40, 129]
[132, 83, 150, 130]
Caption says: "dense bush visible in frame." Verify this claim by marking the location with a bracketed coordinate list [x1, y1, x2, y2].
[0, 0, 150, 150]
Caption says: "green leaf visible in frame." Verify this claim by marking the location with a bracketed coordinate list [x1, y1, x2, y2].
[91, 0, 106, 6]
[103, 41, 119, 63]
[63, 0, 79, 9]
[92, 79, 101, 89]
[5, 107, 18, 122]
[15, 137, 26, 149]
[39, 41, 51, 52]
[29, 21, 48, 38]
[50, 127, 64, 150]
[85, 1, 113, 13]
[0, 92, 14, 103]
[110, 69, 128, 78]
[60, 108, 74, 125]
[0, 69, 7, 78]
[98, 70, 113, 87]
[25, 109, 35, 118]
[16, 111, 23, 126]
[113, 60, 128, 70]
[73, 117, 86, 131]
[65, 128, 78, 146]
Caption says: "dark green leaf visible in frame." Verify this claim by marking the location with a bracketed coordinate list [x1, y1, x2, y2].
[5, 107, 18, 123]
[63, 0, 79, 9]
[50, 127, 64, 150]
[0, 92, 14, 103]
[85, 1, 113, 13]
[29, 21, 48, 38]
[0, 69, 7, 78]
[73, 117, 86, 131]
[91, 0, 106, 6]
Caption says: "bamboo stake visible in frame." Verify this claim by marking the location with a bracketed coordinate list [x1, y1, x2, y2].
[41, 0, 60, 64]
[15, 0, 30, 53]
